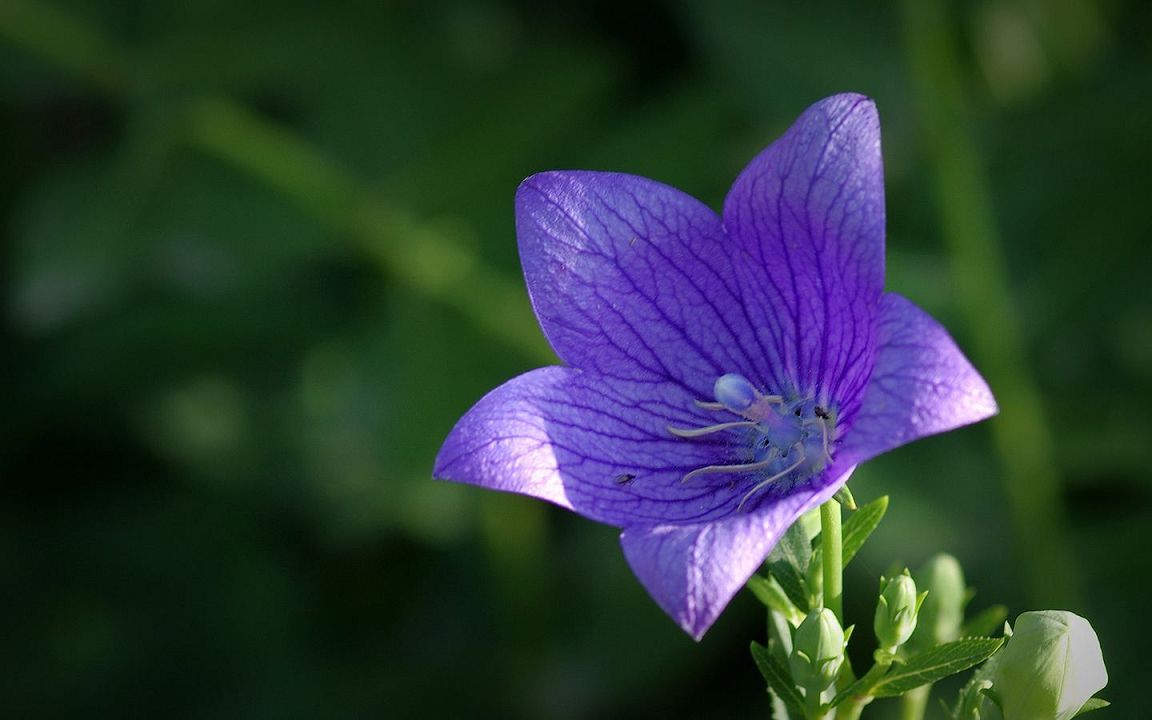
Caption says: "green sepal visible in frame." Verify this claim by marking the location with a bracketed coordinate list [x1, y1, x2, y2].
[980, 686, 1003, 709]
[748, 574, 805, 625]
[962, 605, 1009, 638]
[871, 637, 1005, 697]
[834, 484, 858, 510]
[751, 641, 806, 719]
[953, 679, 993, 719]
[1074, 697, 1111, 716]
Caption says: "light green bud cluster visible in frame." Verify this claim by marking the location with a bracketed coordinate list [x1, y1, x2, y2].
[990, 611, 1108, 720]
[790, 608, 849, 693]
[874, 569, 927, 651]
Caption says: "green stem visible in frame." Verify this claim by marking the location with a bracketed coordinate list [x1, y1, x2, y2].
[900, 685, 931, 720]
[820, 499, 843, 621]
[834, 652, 895, 719]
[835, 701, 864, 720]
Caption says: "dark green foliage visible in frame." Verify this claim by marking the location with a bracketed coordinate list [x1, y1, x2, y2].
[751, 642, 806, 719]
[0, 0, 1146, 717]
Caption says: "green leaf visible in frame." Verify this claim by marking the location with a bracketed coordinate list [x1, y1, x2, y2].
[1074, 697, 1110, 716]
[769, 519, 814, 574]
[872, 637, 1005, 697]
[841, 495, 889, 566]
[961, 605, 1008, 638]
[766, 521, 812, 611]
[767, 562, 810, 613]
[747, 574, 804, 625]
[751, 642, 806, 719]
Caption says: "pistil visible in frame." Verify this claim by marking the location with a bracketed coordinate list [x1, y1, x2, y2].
[669, 373, 836, 510]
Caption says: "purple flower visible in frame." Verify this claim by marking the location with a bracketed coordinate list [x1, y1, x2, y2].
[434, 94, 996, 639]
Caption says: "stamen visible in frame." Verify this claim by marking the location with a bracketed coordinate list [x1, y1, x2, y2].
[737, 450, 806, 511]
[674, 375, 839, 512]
[667, 420, 758, 438]
[802, 417, 832, 458]
[680, 456, 778, 485]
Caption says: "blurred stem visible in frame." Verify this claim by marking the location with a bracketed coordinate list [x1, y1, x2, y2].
[836, 703, 863, 720]
[0, 5, 554, 366]
[184, 98, 554, 364]
[0, 0, 125, 92]
[900, 685, 930, 720]
[478, 494, 552, 667]
[900, 0, 1078, 606]
[820, 499, 843, 621]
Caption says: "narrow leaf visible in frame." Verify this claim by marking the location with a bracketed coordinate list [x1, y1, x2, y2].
[748, 574, 804, 625]
[767, 561, 810, 613]
[751, 642, 806, 719]
[769, 520, 814, 575]
[872, 638, 1004, 697]
[1074, 698, 1110, 716]
[842, 495, 888, 565]
[765, 519, 812, 611]
[961, 605, 1008, 638]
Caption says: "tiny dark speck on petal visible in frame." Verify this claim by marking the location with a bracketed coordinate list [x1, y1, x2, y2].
[615, 473, 636, 485]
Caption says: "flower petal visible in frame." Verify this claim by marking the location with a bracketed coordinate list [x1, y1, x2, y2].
[434, 366, 762, 527]
[620, 464, 854, 639]
[723, 93, 885, 417]
[516, 171, 762, 397]
[840, 293, 997, 463]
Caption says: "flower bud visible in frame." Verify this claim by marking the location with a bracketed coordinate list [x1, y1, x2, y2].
[874, 570, 925, 650]
[790, 608, 847, 692]
[910, 553, 966, 648]
[990, 611, 1107, 720]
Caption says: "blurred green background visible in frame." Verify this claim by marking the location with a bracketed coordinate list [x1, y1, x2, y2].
[1, 0, 1148, 717]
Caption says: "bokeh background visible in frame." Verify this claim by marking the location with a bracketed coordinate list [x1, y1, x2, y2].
[1, 0, 1149, 717]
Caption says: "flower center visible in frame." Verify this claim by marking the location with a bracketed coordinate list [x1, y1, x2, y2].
[668, 373, 837, 510]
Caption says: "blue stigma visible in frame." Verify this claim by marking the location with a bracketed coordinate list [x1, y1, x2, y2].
[669, 376, 837, 510]
[713, 373, 759, 414]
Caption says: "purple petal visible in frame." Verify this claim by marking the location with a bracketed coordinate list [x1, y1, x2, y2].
[840, 293, 997, 464]
[434, 366, 764, 527]
[516, 171, 763, 398]
[620, 464, 854, 639]
[723, 93, 885, 418]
